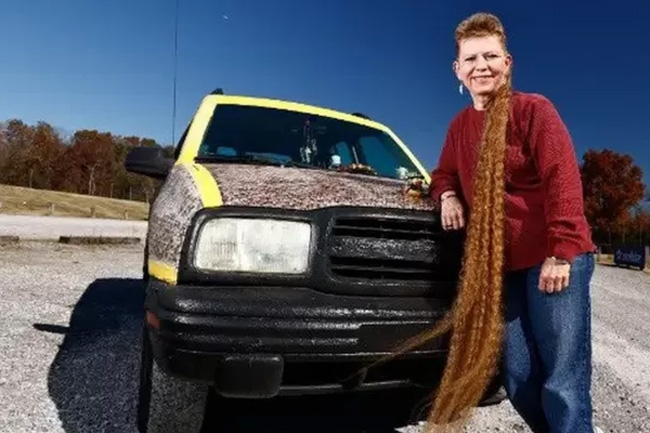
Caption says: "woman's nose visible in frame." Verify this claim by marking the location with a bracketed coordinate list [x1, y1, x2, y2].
[475, 55, 488, 69]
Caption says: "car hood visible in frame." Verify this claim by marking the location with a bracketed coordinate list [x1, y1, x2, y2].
[203, 163, 435, 211]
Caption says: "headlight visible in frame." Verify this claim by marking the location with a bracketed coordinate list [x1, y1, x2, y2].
[193, 218, 312, 274]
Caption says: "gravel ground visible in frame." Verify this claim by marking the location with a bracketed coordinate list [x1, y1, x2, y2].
[0, 242, 649, 432]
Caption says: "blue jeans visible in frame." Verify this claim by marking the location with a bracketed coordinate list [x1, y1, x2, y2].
[502, 252, 595, 433]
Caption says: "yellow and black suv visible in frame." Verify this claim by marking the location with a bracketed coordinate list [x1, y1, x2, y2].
[125, 89, 501, 432]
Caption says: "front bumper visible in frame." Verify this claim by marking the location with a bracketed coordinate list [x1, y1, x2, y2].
[145, 279, 452, 398]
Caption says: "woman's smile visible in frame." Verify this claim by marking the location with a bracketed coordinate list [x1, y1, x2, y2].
[472, 76, 493, 84]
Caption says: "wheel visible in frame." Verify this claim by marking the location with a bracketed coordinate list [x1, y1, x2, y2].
[142, 239, 150, 284]
[137, 324, 209, 433]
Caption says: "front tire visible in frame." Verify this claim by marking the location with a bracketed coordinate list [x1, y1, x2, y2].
[137, 324, 209, 433]
[142, 240, 150, 284]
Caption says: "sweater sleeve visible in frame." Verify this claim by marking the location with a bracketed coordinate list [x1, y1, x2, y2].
[430, 127, 460, 202]
[527, 96, 587, 262]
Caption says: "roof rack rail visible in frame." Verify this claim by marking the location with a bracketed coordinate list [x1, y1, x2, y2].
[351, 112, 371, 120]
[211, 88, 224, 95]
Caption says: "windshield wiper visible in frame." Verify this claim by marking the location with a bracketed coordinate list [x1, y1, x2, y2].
[406, 173, 426, 180]
[195, 154, 273, 164]
[195, 154, 318, 169]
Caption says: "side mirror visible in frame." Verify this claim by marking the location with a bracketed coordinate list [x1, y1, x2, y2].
[125, 146, 174, 179]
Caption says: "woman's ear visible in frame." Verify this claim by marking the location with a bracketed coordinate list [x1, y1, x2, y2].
[505, 53, 513, 70]
[452, 60, 460, 80]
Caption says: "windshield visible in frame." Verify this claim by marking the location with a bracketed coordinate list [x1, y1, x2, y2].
[196, 104, 423, 180]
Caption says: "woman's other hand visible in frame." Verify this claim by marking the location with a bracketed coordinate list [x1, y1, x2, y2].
[440, 191, 465, 231]
[538, 257, 571, 293]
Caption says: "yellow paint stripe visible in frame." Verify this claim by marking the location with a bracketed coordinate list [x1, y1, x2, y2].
[184, 162, 223, 208]
[176, 96, 220, 164]
[148, 260, 178, 285]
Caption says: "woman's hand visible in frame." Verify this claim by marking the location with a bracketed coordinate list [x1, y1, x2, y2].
[441, 193, 465, 231]
[538, 257, 571, 293]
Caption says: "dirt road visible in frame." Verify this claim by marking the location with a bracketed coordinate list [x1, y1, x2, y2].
[0, 214, 147, 240]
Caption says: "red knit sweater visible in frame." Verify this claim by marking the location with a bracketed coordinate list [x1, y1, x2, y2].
[430, 91, 595, 272]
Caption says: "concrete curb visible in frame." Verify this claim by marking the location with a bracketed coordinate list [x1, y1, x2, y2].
[58, 236, 142, 245]
[0, 236, 142, 245]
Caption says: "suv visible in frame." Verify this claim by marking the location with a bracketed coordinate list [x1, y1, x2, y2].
[126, 89, 503, 432]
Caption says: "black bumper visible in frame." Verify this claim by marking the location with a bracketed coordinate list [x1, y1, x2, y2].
[145, 279, 452, 398]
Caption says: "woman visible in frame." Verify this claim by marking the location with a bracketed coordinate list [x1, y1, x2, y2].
[395, 12, 598, 433]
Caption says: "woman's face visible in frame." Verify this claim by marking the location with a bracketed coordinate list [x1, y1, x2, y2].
[454, 35, 512, 96]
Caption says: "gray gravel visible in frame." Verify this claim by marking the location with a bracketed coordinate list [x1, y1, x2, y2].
[0, 242, 649, 432]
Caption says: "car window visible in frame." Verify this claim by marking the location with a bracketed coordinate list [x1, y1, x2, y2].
[331, 141, 354, 165]
[357, 135, 416, 179]
[197, 104, 421, 179]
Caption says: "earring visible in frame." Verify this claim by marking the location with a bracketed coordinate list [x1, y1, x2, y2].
[459, 83, 463, 95]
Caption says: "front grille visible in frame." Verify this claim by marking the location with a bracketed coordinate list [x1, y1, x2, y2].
[329, 257, 433, 281]
[327, 215, 457, 283]
[331, 217, 436, 241]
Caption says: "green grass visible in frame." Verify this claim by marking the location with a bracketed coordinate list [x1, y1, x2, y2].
[0, 184, 149, 220]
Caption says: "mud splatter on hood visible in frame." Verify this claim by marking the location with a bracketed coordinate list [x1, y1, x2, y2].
[203, 163, 435, 211]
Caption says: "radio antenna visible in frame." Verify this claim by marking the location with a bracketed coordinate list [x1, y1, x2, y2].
[171, 0, 179, 146]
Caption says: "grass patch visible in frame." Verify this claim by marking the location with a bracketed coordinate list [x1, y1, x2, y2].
[0, 184, 149, 220]
[596, 253, 615, 266]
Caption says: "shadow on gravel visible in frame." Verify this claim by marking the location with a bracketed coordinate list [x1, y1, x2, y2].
[41, 277, 430, 433]
[203, 388, 431, 433]
[43, 277, 145, 433]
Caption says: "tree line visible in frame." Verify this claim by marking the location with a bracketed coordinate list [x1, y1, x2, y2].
[0, 119, 173, 203]
[0, 118, 647, 247]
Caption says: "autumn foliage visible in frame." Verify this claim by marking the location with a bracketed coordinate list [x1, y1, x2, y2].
[580, 149, 648, 247]
[0, 119, 173, 203]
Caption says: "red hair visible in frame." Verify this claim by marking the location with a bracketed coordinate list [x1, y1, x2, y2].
[381, 12, 512, 432]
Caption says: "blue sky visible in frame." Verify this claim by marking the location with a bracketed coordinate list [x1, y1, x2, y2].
[1, 0, 649, 184]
